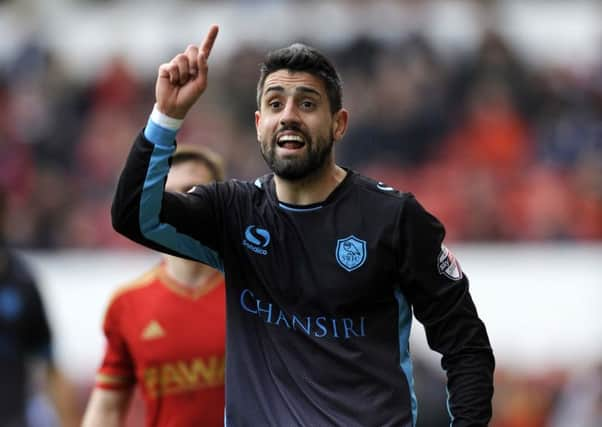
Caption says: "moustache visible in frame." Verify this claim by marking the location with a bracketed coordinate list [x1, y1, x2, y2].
[272, 125, 310, 144]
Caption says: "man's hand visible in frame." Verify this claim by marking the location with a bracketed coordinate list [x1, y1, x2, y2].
[155, 25, 219, 119]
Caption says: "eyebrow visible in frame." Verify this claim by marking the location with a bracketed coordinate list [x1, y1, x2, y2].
[264, 85, 322, 98]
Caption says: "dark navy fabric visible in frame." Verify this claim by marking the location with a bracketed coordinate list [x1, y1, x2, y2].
[0, 248, 52, 424]
[112, 132, 495, 426]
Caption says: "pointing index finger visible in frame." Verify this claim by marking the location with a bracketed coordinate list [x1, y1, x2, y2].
[200, 25, 219, 59]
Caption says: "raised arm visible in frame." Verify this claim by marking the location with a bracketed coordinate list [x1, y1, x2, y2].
[111, 26, 223, 270]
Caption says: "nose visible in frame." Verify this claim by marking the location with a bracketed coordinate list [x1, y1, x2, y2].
[279, 99, 301, 127]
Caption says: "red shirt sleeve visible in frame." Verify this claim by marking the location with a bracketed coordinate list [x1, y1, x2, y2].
[95, 295, 136, 390]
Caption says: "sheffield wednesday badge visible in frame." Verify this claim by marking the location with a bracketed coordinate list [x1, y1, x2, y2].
[336, 235, 367, 272]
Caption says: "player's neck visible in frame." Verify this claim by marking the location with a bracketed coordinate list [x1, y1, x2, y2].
[163, 256, 216, 289]
[274, 163, 347, 206]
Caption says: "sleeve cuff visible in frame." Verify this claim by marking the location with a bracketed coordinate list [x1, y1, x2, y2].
[95, 372, 136, 390]
[143, 105, 183, 147]
[150, 104, 184, 130]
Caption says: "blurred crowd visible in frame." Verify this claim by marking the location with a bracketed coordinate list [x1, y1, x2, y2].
[413, 360, 602, 427]
[1, 30, 601, 248]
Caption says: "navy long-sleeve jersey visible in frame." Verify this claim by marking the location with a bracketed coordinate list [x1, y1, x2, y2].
[0, 248, 53, 424]
[112, 131, 494, 427]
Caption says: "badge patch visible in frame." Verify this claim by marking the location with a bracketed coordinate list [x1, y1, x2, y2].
[336, 235, 367, 272]
[437, 244, 463, 280]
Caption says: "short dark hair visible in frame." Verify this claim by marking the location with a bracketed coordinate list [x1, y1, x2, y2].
[171, 145, 225, 182]
[256, 43, 343, 114]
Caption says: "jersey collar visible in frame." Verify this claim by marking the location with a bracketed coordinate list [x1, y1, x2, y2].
[265, 168, 356, 212]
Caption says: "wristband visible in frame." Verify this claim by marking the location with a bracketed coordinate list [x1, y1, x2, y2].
[144, 105, 182, 147]
[150, 104, 184, 130]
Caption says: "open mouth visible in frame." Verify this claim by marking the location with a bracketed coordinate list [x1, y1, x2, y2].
[277, 133, 306, 150]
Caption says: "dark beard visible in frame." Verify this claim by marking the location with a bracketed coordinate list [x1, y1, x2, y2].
[260, 130, 334, 181]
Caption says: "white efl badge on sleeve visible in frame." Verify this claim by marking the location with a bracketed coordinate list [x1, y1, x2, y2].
[437, 244, 463, 280]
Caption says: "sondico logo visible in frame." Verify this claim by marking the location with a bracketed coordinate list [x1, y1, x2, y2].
[243, 225, 271, 255]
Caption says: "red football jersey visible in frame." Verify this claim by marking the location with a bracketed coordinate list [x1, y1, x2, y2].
[96, 264, 226, 427]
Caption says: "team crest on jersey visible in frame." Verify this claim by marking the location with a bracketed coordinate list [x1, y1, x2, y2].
[336, 235, 367, 272]
[437, 244, 463, 281]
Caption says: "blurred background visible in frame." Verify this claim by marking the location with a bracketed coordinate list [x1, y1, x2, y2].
[1, 0, 601, 425]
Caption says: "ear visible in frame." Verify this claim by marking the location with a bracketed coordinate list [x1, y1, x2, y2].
[255, 110, 261, 140]
[332, 108, 349, 142]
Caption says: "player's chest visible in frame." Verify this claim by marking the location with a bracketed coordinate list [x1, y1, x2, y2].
[125, 297, 225, 365]
[124, 298, 226, 395]
[227, 206, 398, 306]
